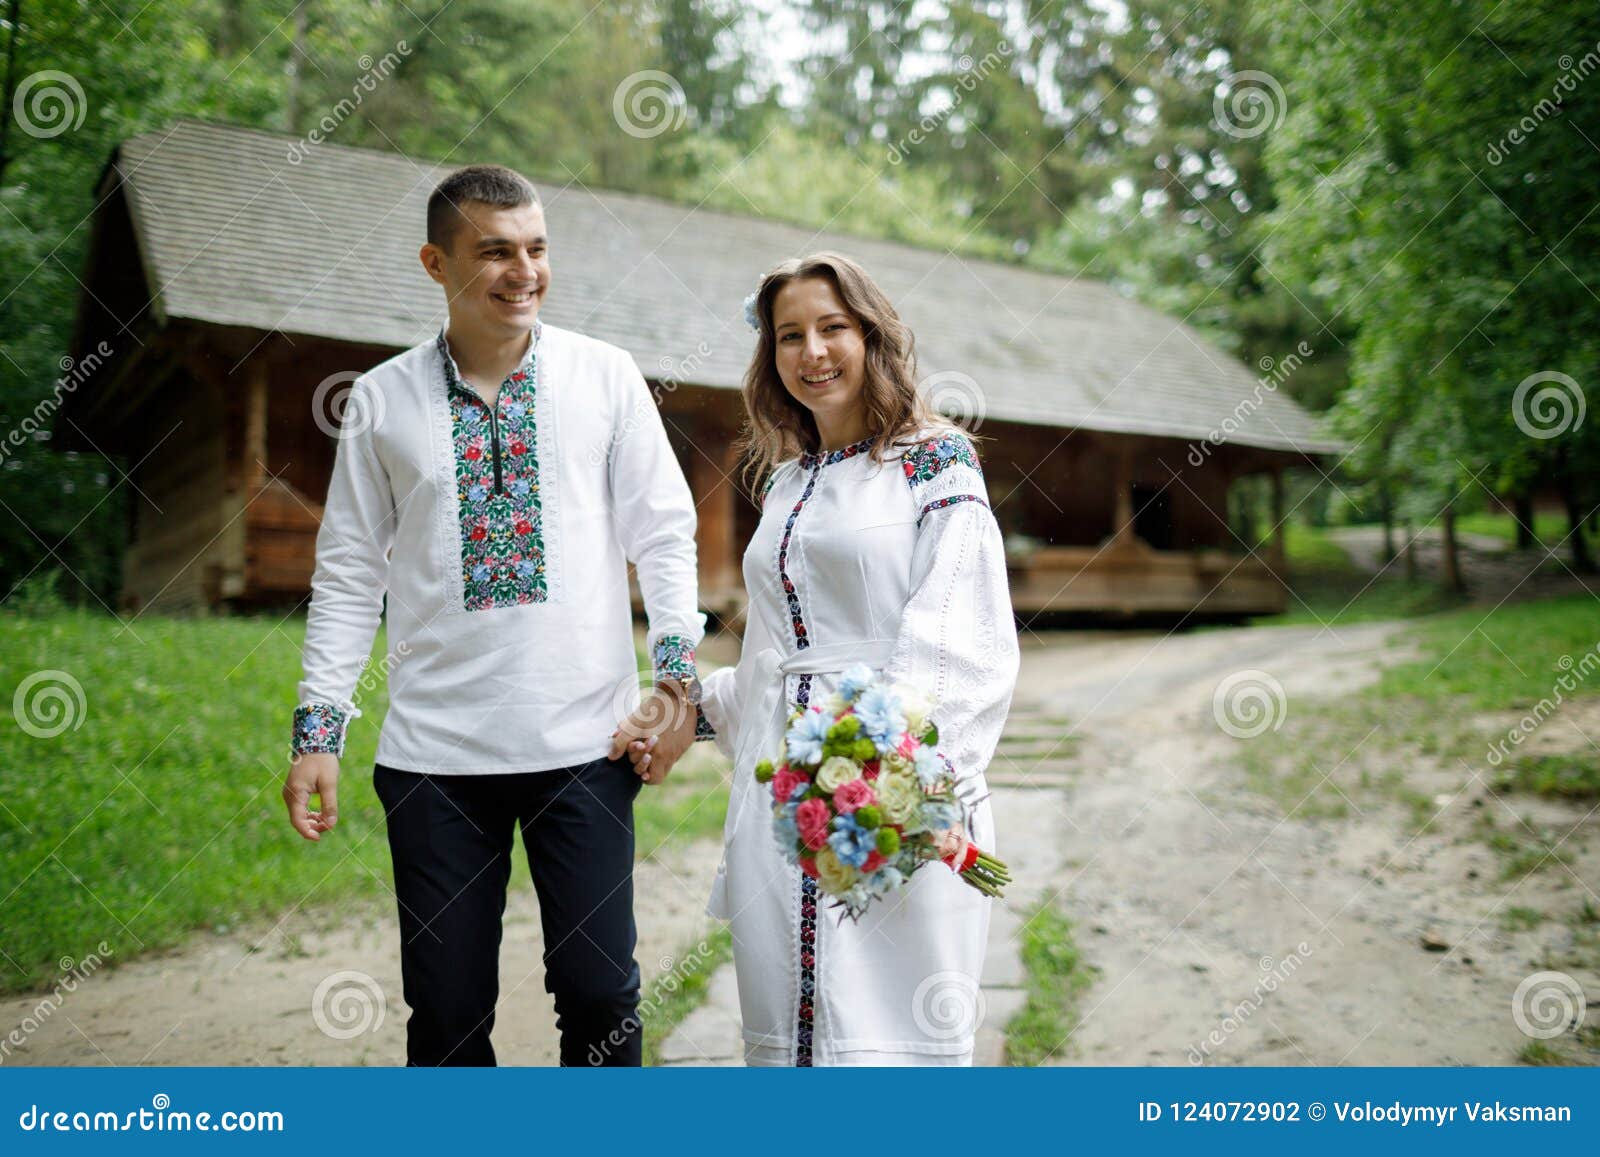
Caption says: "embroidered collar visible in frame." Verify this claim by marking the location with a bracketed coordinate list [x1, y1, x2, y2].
[799, 435, 874, 470]
[436, 322, 543, 397]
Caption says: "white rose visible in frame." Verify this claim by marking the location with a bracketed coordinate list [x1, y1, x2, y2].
[893, 682, 932, 731]
[816, 756, 860, 793]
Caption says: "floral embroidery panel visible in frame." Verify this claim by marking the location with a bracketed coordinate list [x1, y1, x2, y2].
[440, 332, 548, 610]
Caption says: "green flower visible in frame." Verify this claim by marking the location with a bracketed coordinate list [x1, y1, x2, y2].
[754, 760, 776, 784]
[855, 805, 882, 829]
[876, 827, 901, 856]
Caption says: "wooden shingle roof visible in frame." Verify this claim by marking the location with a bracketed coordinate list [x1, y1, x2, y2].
[107, 119, 1342, 455]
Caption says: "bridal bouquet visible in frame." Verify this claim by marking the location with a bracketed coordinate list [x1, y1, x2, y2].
[755, 665, 1011, 919]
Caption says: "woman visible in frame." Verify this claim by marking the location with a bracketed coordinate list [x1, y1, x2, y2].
[633, 252, 1018, 1065]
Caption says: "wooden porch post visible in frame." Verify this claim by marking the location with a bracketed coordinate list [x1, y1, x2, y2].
[688, 419, 741, 608]
[1109, 439, 1137, 548]
[1268, 464, 1287, 573]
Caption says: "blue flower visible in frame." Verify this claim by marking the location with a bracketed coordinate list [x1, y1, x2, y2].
[773, 798, 801, 858]
[510, 478, 531, 498]
[461, 408, 481, 423]
[471, 563, 491, 582]
[504, 402, 526, 419]
[913, 745, 944, 788]
[515, 559, 537, 577]
[827, 813, 875, 868]
[854, 686, 907, 751]
[743, 291, 761, 331]
[921, 799, 962, 835]
[467, 483, 487, 503]
[868, 865, 905, 895]
[785, 709, 832, 766]
[935, 437, 958, 460]
[836, 663, 875, 704]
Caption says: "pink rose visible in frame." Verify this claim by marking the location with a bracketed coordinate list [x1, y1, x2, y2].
[895, 733, 918, 758]
[795, 798, 832, 851]
[831, 779, 877, 814]
[772, 768, 810, 804]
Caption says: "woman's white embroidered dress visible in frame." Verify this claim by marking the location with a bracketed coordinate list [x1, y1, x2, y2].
[698, 427, 1019, 1066]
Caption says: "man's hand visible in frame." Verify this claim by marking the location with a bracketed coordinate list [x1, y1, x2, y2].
[284, 752, 340, 841]
[607, 685, 697, 786]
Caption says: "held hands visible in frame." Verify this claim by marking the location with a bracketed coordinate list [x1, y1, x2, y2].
[607, 684, 697, 786]
[284, 751, 340, 841]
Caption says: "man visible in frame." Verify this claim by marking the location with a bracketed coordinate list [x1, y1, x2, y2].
[283, 165, 702, 1066]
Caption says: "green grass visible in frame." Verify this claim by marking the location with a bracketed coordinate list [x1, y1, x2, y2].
[1239, 521, 1469, 629]
[1004, 899, 1097, 1066]
[0, 606, 727, 994]
[1452, 510, 1596, 552]
[640, 924, 734, 1066]
[1226, 593, 1600, 824]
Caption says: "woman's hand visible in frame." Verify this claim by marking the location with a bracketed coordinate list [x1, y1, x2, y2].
[607, 685, 697, 785]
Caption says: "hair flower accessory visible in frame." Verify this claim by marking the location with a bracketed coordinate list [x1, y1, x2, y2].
[742, 290, 761, 332]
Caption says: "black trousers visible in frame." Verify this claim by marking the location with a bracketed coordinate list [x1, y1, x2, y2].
[372, 755, 644, 1066]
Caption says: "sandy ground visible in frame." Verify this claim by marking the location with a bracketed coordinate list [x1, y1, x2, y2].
[0, 837, 725, 1066]
[1008, 619, 1596, 1064]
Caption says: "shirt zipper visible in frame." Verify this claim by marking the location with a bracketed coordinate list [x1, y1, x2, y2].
[448, 380, 506, 496]
[487, 404, 505, 495]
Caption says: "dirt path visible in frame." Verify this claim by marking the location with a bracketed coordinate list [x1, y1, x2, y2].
[1011, 620, 1598, 1065]
[0, 838, 724, 1066]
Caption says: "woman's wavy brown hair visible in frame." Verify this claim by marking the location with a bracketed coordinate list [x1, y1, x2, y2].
[737, 251, 945, 496]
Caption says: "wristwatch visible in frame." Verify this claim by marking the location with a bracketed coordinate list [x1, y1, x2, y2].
[665, 674, 703, 705]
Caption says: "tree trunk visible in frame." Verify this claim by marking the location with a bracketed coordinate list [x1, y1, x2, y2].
[1379, 485, 1396, 566]
[1560, 480, 1596, 573]
[1440, 504, 1464, 593]
[1513, 492, 1536, 549]
[0, 0, 22, 189]
[1402, 520, 1417, 582]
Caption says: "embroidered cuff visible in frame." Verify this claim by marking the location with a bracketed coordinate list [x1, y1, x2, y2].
[651, 634, 698, 685]
[693, 704, 717, 743]
[292, 701, 351, 757]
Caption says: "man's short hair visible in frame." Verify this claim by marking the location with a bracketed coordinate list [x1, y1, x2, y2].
[426, 165, 540, 249]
